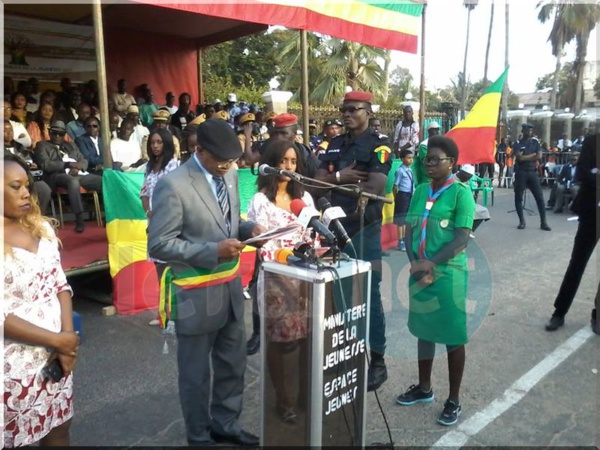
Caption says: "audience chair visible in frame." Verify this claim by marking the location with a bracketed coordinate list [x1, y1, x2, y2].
[55, 187, 103, 227]
[470, 175, 495, 207]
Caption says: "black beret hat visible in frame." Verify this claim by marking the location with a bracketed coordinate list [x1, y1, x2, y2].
[521, 123, 534, 129]
[197, 118, 243, 160]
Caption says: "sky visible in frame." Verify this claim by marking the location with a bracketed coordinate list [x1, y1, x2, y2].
[392, 0, 599, 94]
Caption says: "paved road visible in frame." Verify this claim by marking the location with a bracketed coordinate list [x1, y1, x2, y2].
[69, 186, 599, 447]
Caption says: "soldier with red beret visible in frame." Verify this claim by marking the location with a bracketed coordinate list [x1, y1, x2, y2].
[316, 90, 392, 392]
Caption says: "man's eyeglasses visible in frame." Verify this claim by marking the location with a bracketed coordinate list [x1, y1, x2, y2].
[424, 156, 453, 166]
[51, 131, 66, 137]
[86, 124, 99, 129]
[339, 106, 367, 114]
[216, 158, 239, 169]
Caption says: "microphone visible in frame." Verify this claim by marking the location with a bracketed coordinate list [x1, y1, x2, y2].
[258, 164, 299, 180]
[274, 247, 314, 268]
[274, 248, 295, 265]
[317, 197, 352, 246]
[290, 199, 336, 244]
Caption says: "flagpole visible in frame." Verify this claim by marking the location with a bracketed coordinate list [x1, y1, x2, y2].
[418, 1, 427, 140]
[501, 0, 509, 138]
[92, 0, 113, 168]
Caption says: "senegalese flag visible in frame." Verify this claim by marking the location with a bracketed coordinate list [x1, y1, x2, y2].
[103, 170, 156, 315]
[446, 68, 509, 165]
[103, 169, 260, 315]
[135, 0, 423, 53]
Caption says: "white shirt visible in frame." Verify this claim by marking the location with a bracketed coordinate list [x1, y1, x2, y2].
[557, 138, 572, 151]
[162, 105, 178, 115]
[90, 136, 100, 156]
[132, 124, 150, 151]
[9, 120, 32, 148]
[111, 138, 142, 168]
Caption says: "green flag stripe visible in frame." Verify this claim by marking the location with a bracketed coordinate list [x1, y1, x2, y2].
[357, 0, 423, 17]
[486, 67, 509, 94]
[103, 169, 146, 222]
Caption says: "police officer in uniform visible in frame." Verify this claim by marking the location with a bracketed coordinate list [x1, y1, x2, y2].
[316, 91, 392, 392]
[513, 123, 551, 231]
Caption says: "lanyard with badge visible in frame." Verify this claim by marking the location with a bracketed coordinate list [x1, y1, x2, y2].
[418, 175, 455, 260]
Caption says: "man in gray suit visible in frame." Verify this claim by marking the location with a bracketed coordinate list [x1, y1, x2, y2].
[34, 120, 103, 233]
[148, 119, 265, 446]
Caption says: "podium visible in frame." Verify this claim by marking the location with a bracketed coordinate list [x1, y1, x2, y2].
[258, 259, 371, 447]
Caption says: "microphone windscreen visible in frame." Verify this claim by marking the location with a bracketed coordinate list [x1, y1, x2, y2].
[274, 248, 294, 264]
[317, 197, 331, 211]
[290, 199, 307, 217]
[258, 164, 269, 176]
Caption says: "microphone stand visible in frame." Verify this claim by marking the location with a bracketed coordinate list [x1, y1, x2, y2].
[288, 172, 392, 261]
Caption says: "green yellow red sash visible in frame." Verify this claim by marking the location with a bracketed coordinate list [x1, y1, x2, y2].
[158, 259, 241, 328]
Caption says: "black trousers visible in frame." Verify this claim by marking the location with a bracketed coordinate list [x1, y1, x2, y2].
[553, 220, 599, 318]
[478, 163, 495, 179]
[46, 173, 103, 215]
[513, 170, 546, 223]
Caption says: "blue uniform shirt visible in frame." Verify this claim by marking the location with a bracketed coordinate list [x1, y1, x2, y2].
[394, 164, 414, 194]
[514, 137, 540, 172]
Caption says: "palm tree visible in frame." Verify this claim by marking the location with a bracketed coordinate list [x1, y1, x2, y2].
[537, 1, 600, 112]
[460, 0, 479, 118]
[537, 1, 574, 110]
[571, 4, 600, 112]
[277, 33, 387, 105]
[483, 0, 495, 87]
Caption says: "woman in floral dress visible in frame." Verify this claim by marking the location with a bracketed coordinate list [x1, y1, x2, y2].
[3, 154, 80, 447]
[247, 139, 317, 424]
[140, 128, 179, 325]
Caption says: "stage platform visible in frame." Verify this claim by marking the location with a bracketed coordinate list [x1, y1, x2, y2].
[58, 222, 109, 276]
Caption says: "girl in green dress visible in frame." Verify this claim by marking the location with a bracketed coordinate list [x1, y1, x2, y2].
[395, 135, 475, 426]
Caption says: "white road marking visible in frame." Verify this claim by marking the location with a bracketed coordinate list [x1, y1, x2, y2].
[432, 326, 595, 448]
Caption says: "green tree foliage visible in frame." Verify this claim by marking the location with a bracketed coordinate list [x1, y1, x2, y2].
[201, 31, 279, 103]
[439, 73, 518, 113]
[275, 31, 387, 106]
[535, 62, 574, 109]
[537, 1, 600, 112]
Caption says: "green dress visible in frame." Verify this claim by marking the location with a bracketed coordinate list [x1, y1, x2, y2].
[411, 140, 431, 186]
[406, 180, 475, 345]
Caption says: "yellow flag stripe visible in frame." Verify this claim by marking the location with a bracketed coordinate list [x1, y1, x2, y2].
[451, 92, 502, 130]
[257, 0, 421, 35]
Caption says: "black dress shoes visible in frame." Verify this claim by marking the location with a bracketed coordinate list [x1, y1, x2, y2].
[74, 221, 85, 233]
[210, 429, 259, 447]
[540, 222, 552, 231]
[517, 221, 526, 230]
[367, 358, 388, 392]
[545, 316, 564, 331]
[246, 333, 260, 356]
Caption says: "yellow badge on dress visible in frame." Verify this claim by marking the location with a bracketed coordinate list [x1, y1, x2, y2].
[374, 145, 391, 164]
[440, 219, 449, 229]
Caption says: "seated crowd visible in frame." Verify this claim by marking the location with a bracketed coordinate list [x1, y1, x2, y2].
[3, 76, 348, 234]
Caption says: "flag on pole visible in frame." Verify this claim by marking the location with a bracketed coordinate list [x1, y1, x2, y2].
[446, 68, 509, 165]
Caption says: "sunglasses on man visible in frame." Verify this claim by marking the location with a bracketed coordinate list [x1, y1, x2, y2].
[339, 106, 367, 114]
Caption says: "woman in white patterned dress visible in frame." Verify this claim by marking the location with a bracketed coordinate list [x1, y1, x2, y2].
[247, 139, 317, 424]
[3, 155, 80, 447]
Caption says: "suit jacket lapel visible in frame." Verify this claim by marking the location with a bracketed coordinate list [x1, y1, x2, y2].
[187, 160, 229, 235]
